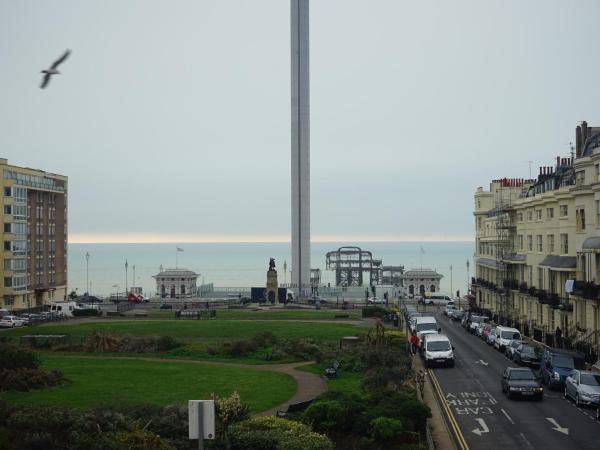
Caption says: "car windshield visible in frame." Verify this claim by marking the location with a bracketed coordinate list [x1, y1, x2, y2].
[580, 374, 600, 386]
[510, 370, 536, 381]
[501, 331, 521, 339]
[427, 341, 451, 351]
[553, 355, 575, 369]
[521, 346, 536, 354]
[417, 323, 438, 332]
[511, 341, 523, 348]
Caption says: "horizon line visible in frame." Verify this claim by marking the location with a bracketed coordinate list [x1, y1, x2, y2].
[69, 233, 473, 244]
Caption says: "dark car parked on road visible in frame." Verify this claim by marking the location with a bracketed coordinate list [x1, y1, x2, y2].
[513, 344, 542, 366]
[501, 367, 544, 400]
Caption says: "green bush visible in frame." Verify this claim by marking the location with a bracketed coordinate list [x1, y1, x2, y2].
[362, 307, 389, 318]
[72, 308, 99, 317]
[304, 391, 366, 434]
[0, 344, 39, 370]
[112, 430, 176, 450]
[229, 416, 333, 450]
[118, 335, 182, 353]
[83, 330, 123, 352]
[369, 417, 403, 443]
[303, 400, 346, 432]
[0, 368, 64, 391]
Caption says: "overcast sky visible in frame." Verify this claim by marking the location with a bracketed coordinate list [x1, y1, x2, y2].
[1, 0, 599, 243]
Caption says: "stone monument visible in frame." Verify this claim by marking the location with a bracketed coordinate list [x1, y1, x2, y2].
[266, 258, 279, 304]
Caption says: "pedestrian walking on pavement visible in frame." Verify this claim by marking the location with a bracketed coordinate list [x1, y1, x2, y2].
[410, 330, 420, 355]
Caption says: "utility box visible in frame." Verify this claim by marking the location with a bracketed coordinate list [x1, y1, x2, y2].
[188, 400, 215, 440]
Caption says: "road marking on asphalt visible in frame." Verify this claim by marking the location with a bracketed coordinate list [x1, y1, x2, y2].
[473, 359, 489, 366]
[471, 418, 489, 436]
[501, 408, 515, 424]
[518, 433, 535, 450]
[546, 417, 569, 435]
[428, 369, 470, 450]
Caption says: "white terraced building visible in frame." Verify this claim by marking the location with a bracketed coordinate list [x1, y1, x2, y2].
[153, 268, 198, 299]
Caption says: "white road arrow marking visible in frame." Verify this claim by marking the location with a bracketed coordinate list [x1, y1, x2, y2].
[546, 418, 569, 435]
[474, 359, 488, 366]
[472, 418, 489, 436]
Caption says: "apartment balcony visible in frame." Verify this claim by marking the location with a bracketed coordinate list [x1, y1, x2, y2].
[572, 281, 600, 300]
[503, 279, 520, 290]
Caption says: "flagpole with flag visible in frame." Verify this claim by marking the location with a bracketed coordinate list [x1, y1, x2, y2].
[176, 247, 184, 268]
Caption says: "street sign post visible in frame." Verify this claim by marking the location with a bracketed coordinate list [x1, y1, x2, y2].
[188, 400, 215, 450]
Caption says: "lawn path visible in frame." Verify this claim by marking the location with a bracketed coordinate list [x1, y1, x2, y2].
[57, 355, 327, 415]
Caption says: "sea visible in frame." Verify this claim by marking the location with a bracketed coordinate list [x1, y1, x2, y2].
[68, 241, 474, 297]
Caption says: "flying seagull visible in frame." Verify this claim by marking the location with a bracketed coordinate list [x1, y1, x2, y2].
[40, 49, 71, 89]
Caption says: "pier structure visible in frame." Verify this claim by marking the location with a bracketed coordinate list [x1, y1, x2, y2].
[325, 246, 383, 287]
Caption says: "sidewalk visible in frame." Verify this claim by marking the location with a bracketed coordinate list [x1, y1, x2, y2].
[412, 354, 456, 450]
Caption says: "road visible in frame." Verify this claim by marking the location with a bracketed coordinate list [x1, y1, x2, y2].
[429, 311, 600, 450]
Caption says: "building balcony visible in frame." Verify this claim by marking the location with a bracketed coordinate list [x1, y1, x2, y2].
[572, 281, 600, 300]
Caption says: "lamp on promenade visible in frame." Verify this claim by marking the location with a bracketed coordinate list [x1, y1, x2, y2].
[125, 260, 128, 295]
[85, 252, 90, 295]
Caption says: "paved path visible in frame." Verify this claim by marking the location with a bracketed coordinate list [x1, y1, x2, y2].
[58, 355, 327, 415]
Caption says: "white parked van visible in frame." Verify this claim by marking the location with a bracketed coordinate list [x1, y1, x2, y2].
[415, 316, 439, 341]
[425, 294, 452, 306]
[493, 326, 522, 352]
[422, 334, 455, 367]
[50, 301, 79, 317]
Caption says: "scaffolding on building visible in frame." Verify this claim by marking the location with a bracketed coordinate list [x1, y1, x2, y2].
[325, 246, 382, 286]
[493, 179, 520, 321]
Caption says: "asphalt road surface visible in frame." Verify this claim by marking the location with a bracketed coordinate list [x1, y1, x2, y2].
[429, 311, 600, 450]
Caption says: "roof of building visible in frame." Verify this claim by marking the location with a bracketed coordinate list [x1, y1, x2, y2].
[476, 257, 502, 269]
[401, 268, 443, 279]
[582, 236, 600, 250]
[538, 255, 576, 270]
[153, 268, 199, 278]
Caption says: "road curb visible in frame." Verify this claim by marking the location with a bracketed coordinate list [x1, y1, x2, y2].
[412, 346, 459, 450]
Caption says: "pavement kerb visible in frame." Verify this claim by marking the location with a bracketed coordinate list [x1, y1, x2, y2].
[410, 340, 457, 450]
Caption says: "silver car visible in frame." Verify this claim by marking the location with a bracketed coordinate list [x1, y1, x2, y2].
[564, 370, 600, 407]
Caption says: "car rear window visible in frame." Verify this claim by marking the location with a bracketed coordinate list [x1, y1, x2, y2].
[581, 374, 600, 386]
[417, 323, 438, 332]
[553, 355, 575, 369]
[501, 331, 521, 339]
[510, 370, 535, 381]
[427, 341, 451, 351]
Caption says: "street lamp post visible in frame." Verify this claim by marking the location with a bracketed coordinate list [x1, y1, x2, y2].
[125, 260, 128, 295]
[450, 265, 453, 298]
[85, 252, 90, 295]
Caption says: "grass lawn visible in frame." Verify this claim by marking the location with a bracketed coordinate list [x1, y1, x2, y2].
[298, 363, 363, 395]
[2, 320, 360, 343]
[0, 354, 296, 413]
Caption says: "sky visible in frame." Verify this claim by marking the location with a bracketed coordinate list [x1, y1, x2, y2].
[1, 0, 600, 243]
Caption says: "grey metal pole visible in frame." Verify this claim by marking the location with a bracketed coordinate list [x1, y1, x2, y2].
[198, 403, 204, 450]
[85, 252, 90, 295]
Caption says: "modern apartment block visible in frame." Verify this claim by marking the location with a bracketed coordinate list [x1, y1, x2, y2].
[472, 121, 600, 363]
[0, 158, 68, 311]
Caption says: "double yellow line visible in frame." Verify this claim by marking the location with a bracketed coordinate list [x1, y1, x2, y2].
[428, 369, 470, 450]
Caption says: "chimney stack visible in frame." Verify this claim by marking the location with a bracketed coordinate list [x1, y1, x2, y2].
[576, 125, 582, 158]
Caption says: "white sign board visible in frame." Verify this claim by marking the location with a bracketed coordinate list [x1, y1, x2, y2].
[188, 400, 215, 440]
